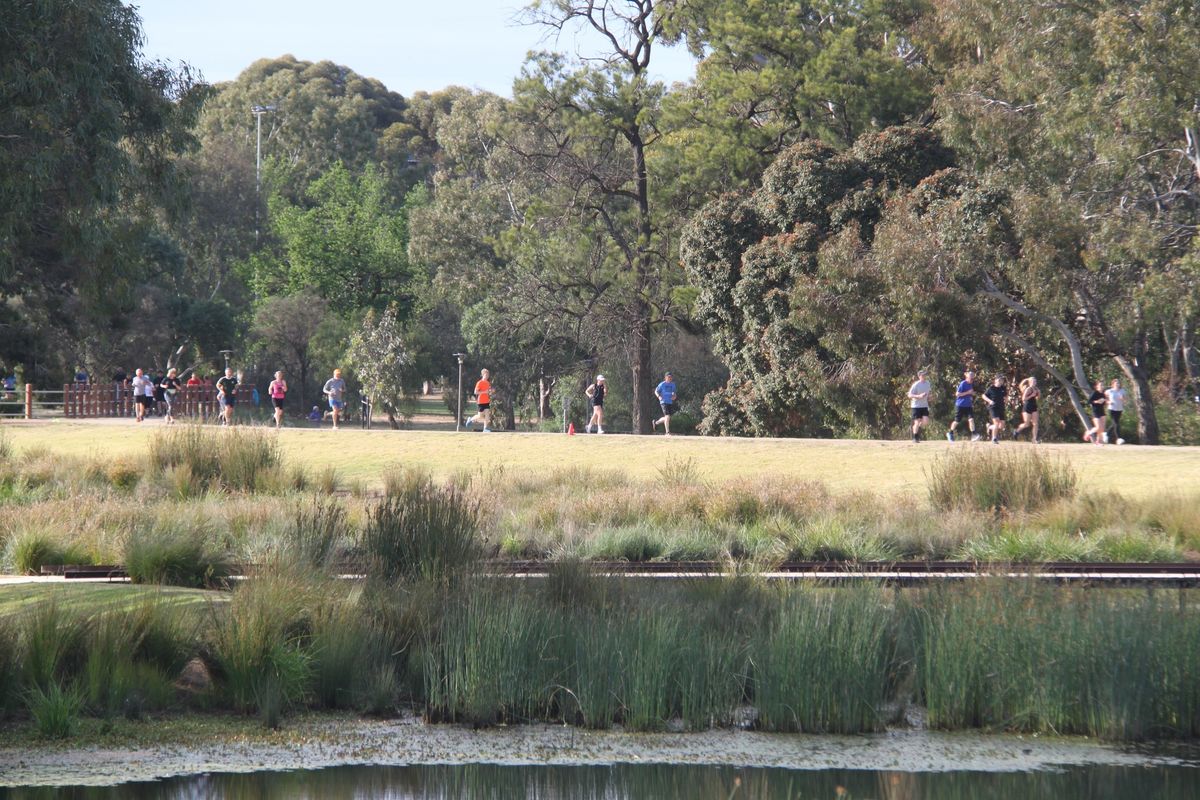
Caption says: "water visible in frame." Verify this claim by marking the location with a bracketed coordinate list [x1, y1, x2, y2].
[4, 762, 1200, 799]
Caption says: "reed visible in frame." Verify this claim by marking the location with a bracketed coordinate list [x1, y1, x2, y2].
[928, 448, 1077, 512]
[363, 477, 480, 582]
[26, 681, 84, 739]
[124, 518, 233, 588]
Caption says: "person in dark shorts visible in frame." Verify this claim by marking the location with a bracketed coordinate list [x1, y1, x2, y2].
[584, 374, 606, 434]
[464, 368, 493, 432]
[948, 370, 979, 442]
[1013, 376, 1040, 443]
[1086, 380, 1107, 444]
[159, 368, 181, 424]
[907, 369, 931, 443]
[982, 375, 1008, 444]
[1106, 378, 1127, 444]
[216, 367, 238, 426]
[652, 371, 677, 435]
[131, 368, 152, 423]
[268, 371, 288, 429]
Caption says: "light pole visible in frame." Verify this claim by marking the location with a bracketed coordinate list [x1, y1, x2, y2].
[453, 353, 466, 431]
[251, 104, 276, 242]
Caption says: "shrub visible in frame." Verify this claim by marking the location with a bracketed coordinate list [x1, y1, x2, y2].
[124, 520, 233, 588]
[26, 682, 83, 739]
[105, 457, 143, 490]
[20, 601, 85, 690]
[290, 498, 349, 571]
[82, 605, 189, 716]
[149, 425, 281, 492]
[313, 465, 341, 495]
[928, 448, 1076, 512]
[657, 456, 704, 487]
[363, 477, 480, 582]
[6, 531, 89, 574]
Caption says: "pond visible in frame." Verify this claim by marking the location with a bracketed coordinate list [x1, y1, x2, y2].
[4, 761, 1200, 799]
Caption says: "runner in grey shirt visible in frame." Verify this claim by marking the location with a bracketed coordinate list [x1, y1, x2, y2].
[323, 368, 347, 430]
[907, 369, 931, 443]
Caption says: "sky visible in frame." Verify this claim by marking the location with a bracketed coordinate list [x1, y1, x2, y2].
[134, 0, 698, 97]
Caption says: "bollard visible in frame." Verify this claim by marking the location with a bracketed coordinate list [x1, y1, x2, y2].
[24, 383, 33, 419]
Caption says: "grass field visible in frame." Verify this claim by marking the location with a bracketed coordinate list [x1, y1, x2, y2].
[4, 420, 1200, 499]
[0, 583, 218, 617]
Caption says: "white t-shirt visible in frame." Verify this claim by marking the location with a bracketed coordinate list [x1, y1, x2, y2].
[1106, 387, 1126, 412]
[132, 375, 152, 397]
[909, 380, 931, 408]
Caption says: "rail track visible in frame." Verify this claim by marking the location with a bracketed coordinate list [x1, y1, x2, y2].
[40, 560, 1200, 588]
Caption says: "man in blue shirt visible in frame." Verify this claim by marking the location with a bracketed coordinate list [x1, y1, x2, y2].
[652, 371, 677, 435]
[947, 369, 980, 442]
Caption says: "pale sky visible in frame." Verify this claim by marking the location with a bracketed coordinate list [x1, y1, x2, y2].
[133, 0, 697, 97]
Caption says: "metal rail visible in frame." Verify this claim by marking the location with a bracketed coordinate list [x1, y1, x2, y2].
[43, 561, 1200, 588]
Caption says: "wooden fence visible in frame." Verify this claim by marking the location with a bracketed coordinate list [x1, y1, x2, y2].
[61, 383, 251, 419]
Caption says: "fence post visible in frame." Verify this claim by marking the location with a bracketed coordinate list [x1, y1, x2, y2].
[24, 384, 33, 420]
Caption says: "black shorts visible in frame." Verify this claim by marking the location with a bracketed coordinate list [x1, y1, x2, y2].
[911, 407, 929, 419]
[954, 407, 973, 423]
[136, 395, 151, 407]
[592, 400, 603, 408]
[478, 403, 490, 411]
[1023, 400, 1038, 414]
[660, 402, 676, 417]
[989, 406, 1005, 420]
[272, 398, 285, 409]
[220, 396, 236, 407]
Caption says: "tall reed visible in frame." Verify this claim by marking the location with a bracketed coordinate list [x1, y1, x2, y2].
[928, 448, 1077, 512]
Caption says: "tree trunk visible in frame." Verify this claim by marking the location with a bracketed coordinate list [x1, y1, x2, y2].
[631, 311, 652, 434]
[1114, 355, 1160, 445]
[538, 376, 553, 422]
[1181, 315, 1197, 397]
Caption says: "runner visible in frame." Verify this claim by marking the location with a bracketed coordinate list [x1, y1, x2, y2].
[268, 370, 288, 429]
[216, 367, 238, 426]
[159, 368, 181, 425]
[464, 369, 493, 432]
[981, 375, 1008, 444]
[323, 368, 347, 430]
[947, 370, 980, 442]
[652, 371, 677, 435]
[1106, 378, 1127, 445]
[131, 368, 152, 423]
[907, 369, 931, 443]
[1013, 376, 1040, 443]
[1086, 379, 1108, 445]
[584, 374, 606, 434]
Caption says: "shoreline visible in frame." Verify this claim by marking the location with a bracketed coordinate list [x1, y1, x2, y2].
[3, 714, 1197, 788]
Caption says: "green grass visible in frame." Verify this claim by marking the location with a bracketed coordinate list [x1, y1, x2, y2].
[0, 584, 220, 618]
[6, 421, 1199, 497]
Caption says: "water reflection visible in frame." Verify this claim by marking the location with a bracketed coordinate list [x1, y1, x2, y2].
[4, 762, 1200, 799]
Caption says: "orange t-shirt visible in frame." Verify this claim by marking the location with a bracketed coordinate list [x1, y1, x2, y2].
[474, 379, 491, 405]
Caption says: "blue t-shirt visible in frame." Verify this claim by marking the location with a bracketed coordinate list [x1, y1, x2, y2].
[955, 380, 974, 408]
[656, 381, 677, 404]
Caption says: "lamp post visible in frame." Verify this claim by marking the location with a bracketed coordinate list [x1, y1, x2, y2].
[453, 353, 466, 431]
[251, 104, 276, 242]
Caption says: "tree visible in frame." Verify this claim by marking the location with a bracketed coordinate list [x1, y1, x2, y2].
[346, 307, 420, 428]
[250, 292, 330, 408]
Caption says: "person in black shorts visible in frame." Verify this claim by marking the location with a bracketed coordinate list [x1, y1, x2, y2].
[1085, 379, 1107, 444]
[907, 369, 932, 443]
[216, 367, 238, 426]
[1013, 376, 1040, 443]
[948, 370, 980, 442]
[584, 374, 606, 434]
[981, 375, 1008, 444]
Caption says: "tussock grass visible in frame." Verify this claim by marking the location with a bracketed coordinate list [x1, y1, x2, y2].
[363, 477, 480, 582]
[26, 681, 83, 739]
[929, 448, 1077, 512]
[124, 518, 233, 588]
[149, 425, 282, 493]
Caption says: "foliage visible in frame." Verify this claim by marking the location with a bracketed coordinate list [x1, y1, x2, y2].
[345, 307, 420, 428]
[928, 448, 1078, 513]
[362, 477, 480, 582]
[124, 520, 233, 589]
[26, 681, 84, 739]
[148, 426, 282, 492]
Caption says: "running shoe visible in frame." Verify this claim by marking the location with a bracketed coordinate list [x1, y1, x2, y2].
[946, 432, 955, 442]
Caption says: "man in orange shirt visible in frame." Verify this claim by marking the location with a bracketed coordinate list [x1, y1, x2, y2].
[464, 368, 493, 432]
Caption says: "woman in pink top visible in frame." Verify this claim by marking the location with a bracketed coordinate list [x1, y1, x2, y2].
[268, 371, 288, 429]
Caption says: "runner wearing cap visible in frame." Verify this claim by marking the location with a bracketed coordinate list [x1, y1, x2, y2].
[652, 371, 677, 435]
[584, 374, 606, 434]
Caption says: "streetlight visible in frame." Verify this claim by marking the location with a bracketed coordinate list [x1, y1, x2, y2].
[453, 353, 466, 431]
[251, 104, 276, 242]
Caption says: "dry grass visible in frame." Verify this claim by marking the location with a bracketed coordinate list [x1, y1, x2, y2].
[4, 421, 1199, 498]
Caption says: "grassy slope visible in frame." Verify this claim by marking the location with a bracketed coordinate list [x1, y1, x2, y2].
[4, 421, 1200, 498]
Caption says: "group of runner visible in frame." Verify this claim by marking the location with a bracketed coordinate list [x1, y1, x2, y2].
[908, 369, 1128, 445]
[462, 368, 680, 435]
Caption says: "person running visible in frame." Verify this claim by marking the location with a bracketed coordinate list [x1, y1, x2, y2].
[216, 367, 238, 426]
[584, 374, 606, 434]
[464, 369, 493, 432]
[1013, 377, 1040, 443]
[323, 368, 347, 430]
[948, 370, 980, 442]
[982, 375, 1008, 444]
[268, 371, 288, 429]
[1106, 378, 1127, 445]
[131, 368, 152, 423]
[907, 369, 931, 443]
[159, 368, 181, 424]
[652, 371, 677, 435]
[1086, 379, 1108, 444]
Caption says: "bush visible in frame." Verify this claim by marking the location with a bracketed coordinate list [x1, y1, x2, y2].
[149, 425, 281, 492]
[26, 681, 83, 739]
[928, 448, 1077, 512]
[6, 531, 89, 574]
[363, 477, 480, 582]
[20, 601, 85, 691]
[124, 520, 233, 588]
[82, 605, 189, 716]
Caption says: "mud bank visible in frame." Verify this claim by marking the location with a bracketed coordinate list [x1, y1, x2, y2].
[2, 715, 1194, 788]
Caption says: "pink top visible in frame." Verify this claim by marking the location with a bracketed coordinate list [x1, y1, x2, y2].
[269, 380, 287, 399]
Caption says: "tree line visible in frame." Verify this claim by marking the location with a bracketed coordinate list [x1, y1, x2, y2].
[2, 0, 1197, 441]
